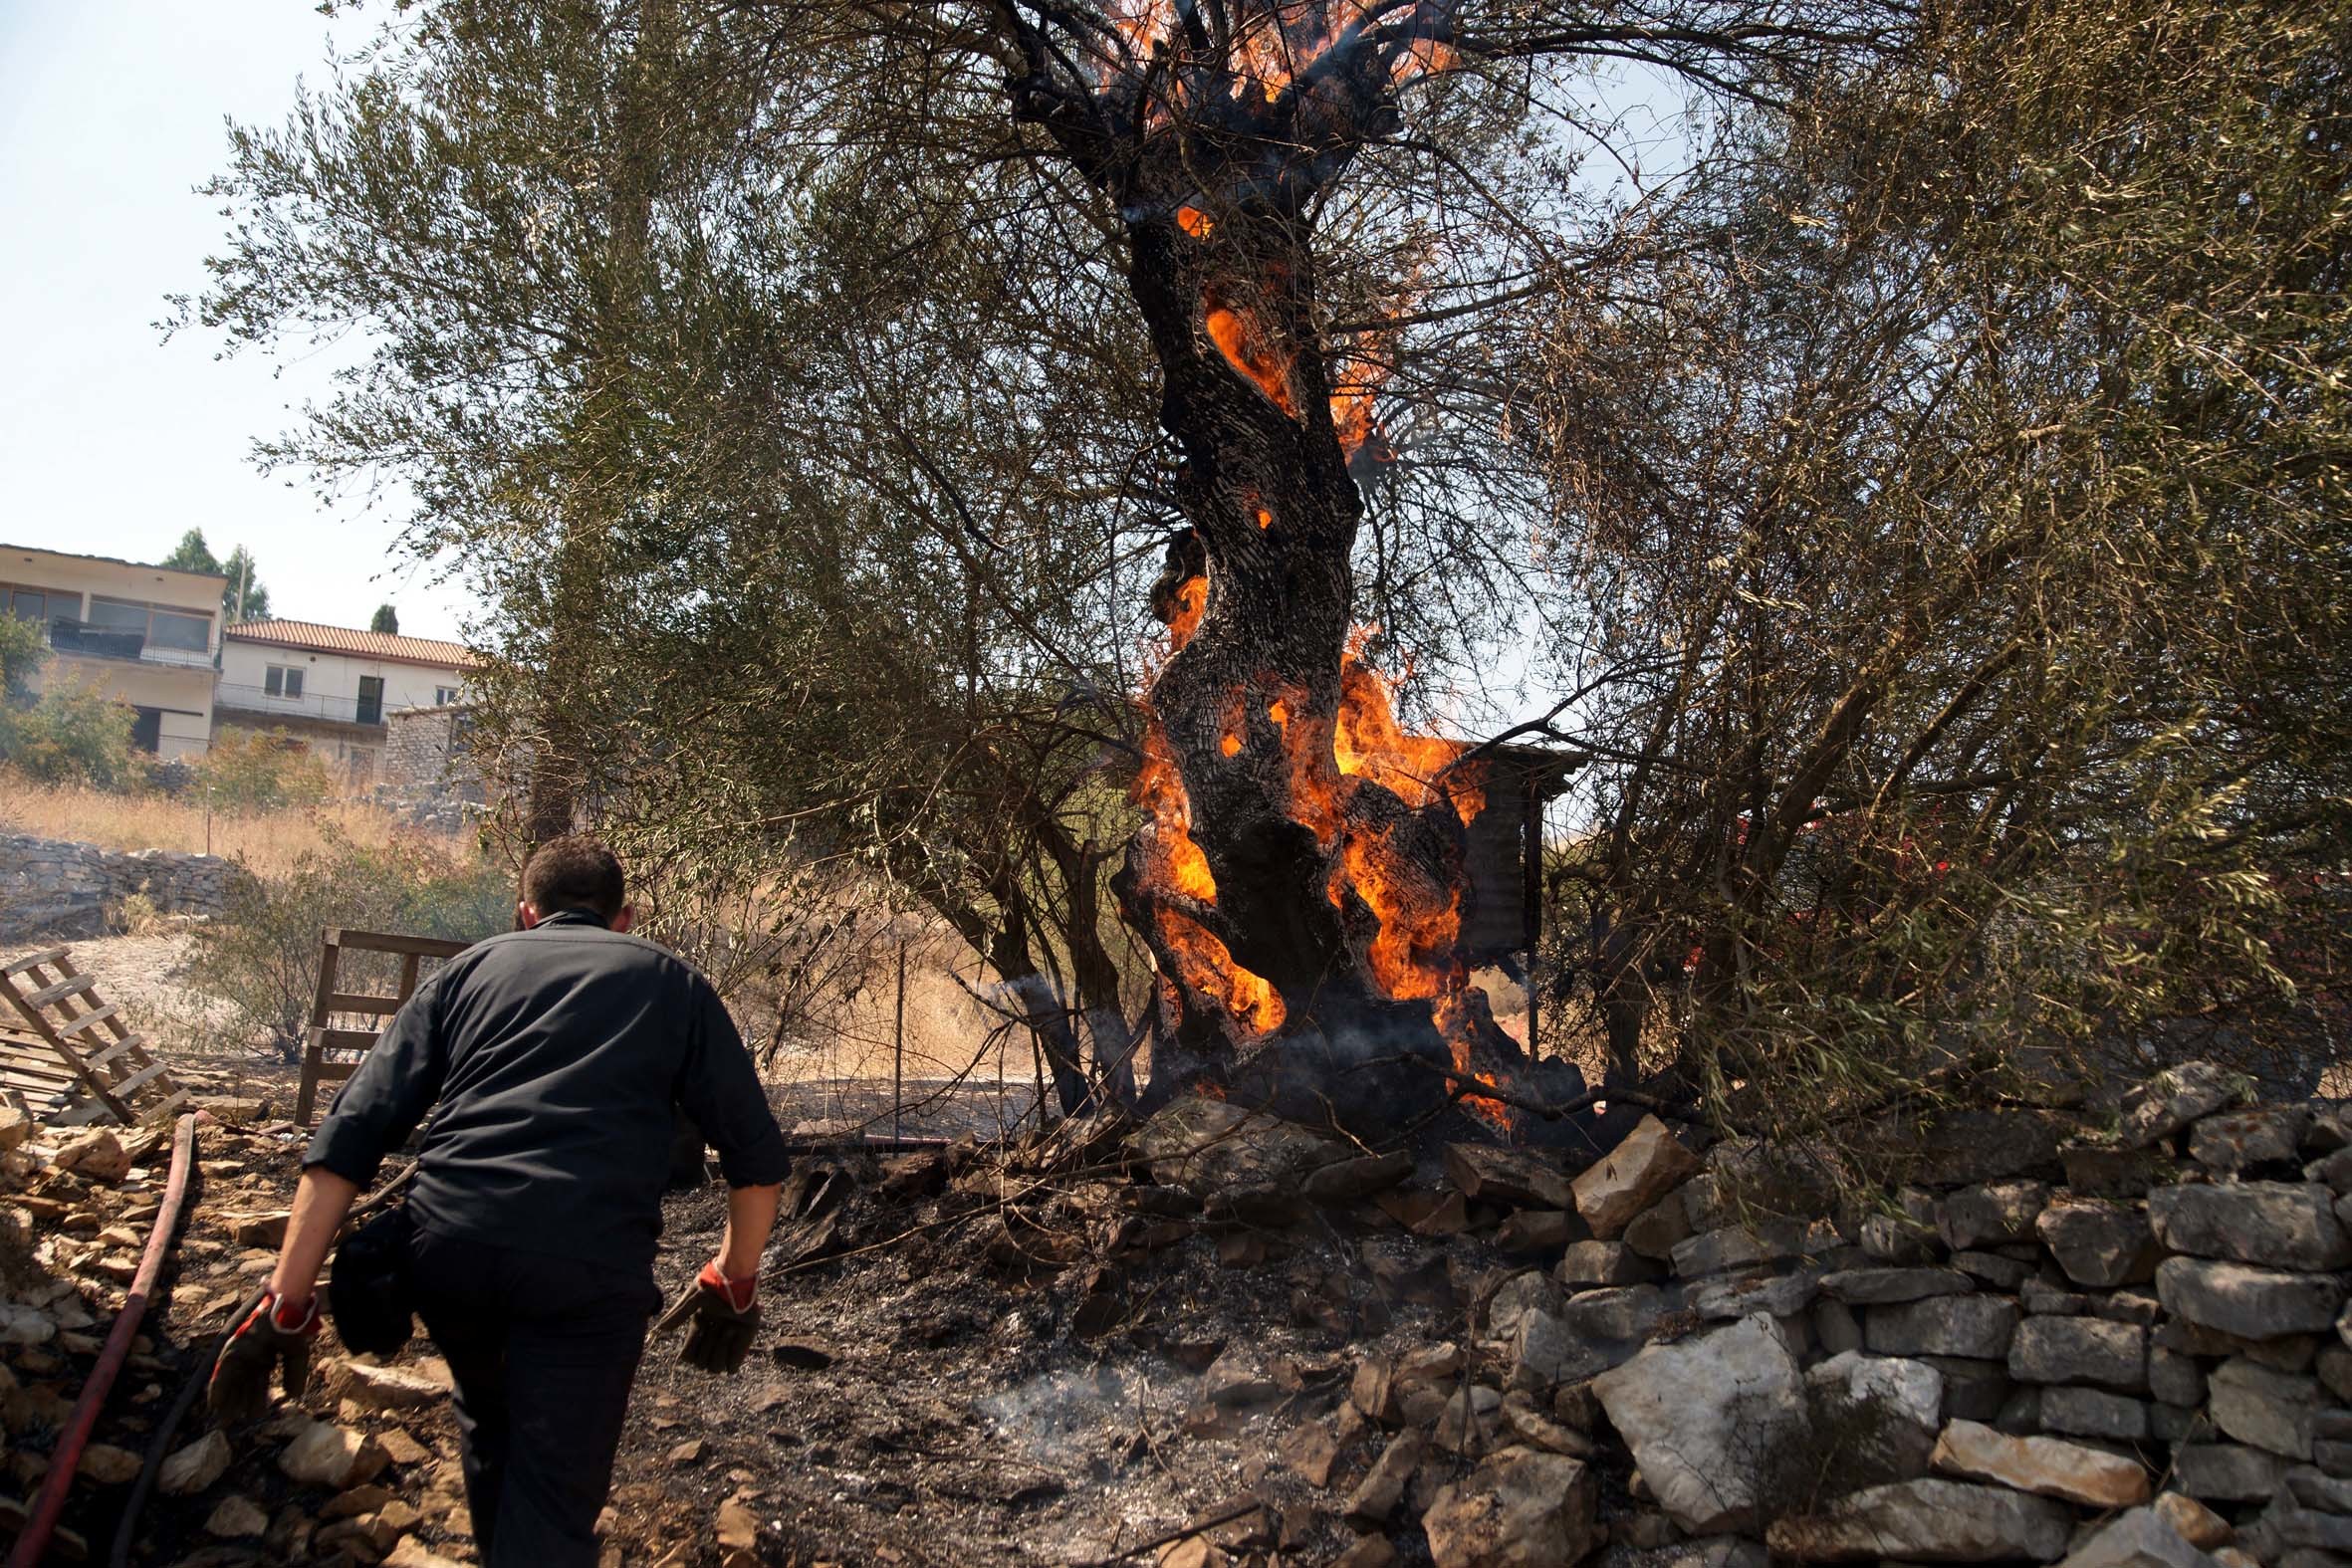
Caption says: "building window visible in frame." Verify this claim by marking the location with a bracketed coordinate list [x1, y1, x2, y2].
[265, 665, 306, 699]
[87, 595, 213, 653]
[434, 686, 462, 706]
[1, 584, 77, 623]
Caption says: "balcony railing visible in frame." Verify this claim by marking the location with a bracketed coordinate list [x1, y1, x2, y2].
[214, 683, 387, 727]
[44, 618, 215, 670]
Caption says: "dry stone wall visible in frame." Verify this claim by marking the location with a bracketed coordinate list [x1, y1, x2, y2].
[1134, 1062, 2352, 1568]
[0, 833, 248, 941]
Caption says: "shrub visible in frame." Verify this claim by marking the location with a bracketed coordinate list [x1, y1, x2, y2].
[193, 729, 333, 813]
[183, 829, 511, 1059]
[0, 682, 138, 789]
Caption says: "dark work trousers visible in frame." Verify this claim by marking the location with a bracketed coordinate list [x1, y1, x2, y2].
[408, 1225, 661, 1568]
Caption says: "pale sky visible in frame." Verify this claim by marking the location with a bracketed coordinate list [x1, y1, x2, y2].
[0, 1, 476, 641]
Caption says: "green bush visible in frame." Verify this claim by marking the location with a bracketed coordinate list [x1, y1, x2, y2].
[183, 830, 511, 1059]
[0, 683, 138, 789]
[194, 729, 333, 812]
[0, 617, 140, 789]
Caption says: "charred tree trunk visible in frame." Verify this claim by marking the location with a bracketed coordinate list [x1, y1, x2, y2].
[995, 3, 1563, 1139]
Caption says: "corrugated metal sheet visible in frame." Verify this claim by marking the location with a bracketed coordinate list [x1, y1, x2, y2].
[225, 619, 481, 669]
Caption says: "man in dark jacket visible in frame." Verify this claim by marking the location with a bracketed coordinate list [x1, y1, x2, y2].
[211, 835, 792, 1567]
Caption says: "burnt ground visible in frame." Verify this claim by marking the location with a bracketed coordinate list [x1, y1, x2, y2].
[56, 1071, 1624, 1568]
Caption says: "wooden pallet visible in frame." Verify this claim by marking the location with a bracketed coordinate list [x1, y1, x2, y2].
[0, 947, 188, 1124]
[296, 928, 475, 1126]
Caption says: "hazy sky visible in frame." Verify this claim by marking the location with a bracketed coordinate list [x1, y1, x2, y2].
[0, 2, 476, 640]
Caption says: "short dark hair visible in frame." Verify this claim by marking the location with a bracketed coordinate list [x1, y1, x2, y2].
[522, 834, 626, 921]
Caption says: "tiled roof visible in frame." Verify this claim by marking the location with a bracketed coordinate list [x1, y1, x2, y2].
[225, 619, 482, 669]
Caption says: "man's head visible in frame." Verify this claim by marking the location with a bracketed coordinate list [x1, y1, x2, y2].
[517, 834, 633, 933]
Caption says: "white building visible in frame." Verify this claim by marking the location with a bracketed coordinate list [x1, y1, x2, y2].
[1, 543, 226, 760]
[215, 620, 478, 787]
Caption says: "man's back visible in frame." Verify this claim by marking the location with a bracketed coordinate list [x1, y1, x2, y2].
[306, 909, 790, 1269]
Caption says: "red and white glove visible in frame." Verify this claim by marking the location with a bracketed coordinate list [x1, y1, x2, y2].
[209, 1289, 323, 1421]
[679, 1261, 760, 1375]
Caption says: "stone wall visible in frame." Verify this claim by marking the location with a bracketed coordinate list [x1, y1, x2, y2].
[1133, 1061, 2352, 1568]
[373, 705, 487, 834]
[0, 833, 250, 941]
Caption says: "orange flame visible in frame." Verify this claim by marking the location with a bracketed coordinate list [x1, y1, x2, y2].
[1132, 720, 1287, 1037]
[1176, 205, 1215, 238]
[1203, 297, 1299, 416]
[1167, 574, 1208, 650]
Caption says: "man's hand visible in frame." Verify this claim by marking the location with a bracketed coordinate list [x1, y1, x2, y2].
[209, 1289, 323, 1421]
[678, 1260, 760, 1375]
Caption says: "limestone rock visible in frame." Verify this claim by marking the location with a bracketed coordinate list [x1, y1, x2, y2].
[2158, 1256, 2345, 1339]
[1557, 1283, 1667, 1343]
[2036, 1201, 2159, 1287]
[1302, 1150, 1416, 1203]
[2191, 1106, 2311, 1173]
[1821, 1267, 1973, 1305]
[1446, 1144, 1573, 1212]
[2064, 1145, 2182, 1200]
[1554, 1240, 1657, 1287]
[77, 1444, 142, 1484]
[2039, 1387, 2151, 1441]
[2008, 1316, 2147, 1391]
[0, 1106, 30, 1152]
[0, 1302, 55, 1345]
[1938, 1181, 2050, 1251]
[2208, 1357, 2320, 1459]
[54, 1128, 130, 1183]
[1805, 1351, 1941, 1476]
[2149, 1182, 2351, 1271]
[1865, 1295, 2019, 1360]
[1495, 1209, 1583, 1253]
[1420, 1447, 1599, 1568]
[340, 1361, 450, 1412]
[383, 1541, 469, 1568]
[2120, 1061, 2247, 1148]
[1623, 1197, 1693, 1260]
[159, 1430, 233, 1495]
[2054, 1507, 2229, 1568]
[206, 1495, 270, 1538]
[1344, 1430, 1425, 1527]
[1590, 1315, 1806, 1534]
[1570, 1116, 1700, 1239]
[1203, 1346, 1280, 1407]
[1132, 1099, 1338, 1197]
[2150, 1493, 2233, 1552]
[1766, 1477, 2072, 1562]
[1671, 1222, 1810, 1277]
[1911, 1110, 2064, 1186]
[1929, 1418, 2151, 1507]
[2171, 1444, 2289, 1503]
[278, 1419, 390, 1489]
[1859, 1212, 1942, 1265]
[1691, 1269, 1820, 1321]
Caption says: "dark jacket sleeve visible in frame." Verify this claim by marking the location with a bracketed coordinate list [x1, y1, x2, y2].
[673, 971, 792, 1188]
[304, 970, 453, 1187]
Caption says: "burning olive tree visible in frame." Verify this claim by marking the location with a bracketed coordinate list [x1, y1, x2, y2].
[877, 0, 1900, 1131]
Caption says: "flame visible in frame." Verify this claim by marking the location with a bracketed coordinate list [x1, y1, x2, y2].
[1203, 296, 1299, 416]
[1257, 506, 1273, 529]
[1132, 720, 1287, 1036]
[1176, 204, 1215, 238]
[1167, 574, 1208, 649]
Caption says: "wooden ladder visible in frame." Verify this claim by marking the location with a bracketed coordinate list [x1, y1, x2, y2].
[296, 928, 474, 1126]
[0, 947, 188, 1125]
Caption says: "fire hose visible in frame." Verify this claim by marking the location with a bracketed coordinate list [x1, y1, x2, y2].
[103, 1160, 416, 1568]
[4, 1113, 197, 1568]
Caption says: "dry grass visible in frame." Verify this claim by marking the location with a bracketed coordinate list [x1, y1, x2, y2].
[0, 771, 475, 877]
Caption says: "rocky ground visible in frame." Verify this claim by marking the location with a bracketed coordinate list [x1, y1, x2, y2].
[2, 1057, 2349, 1568]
